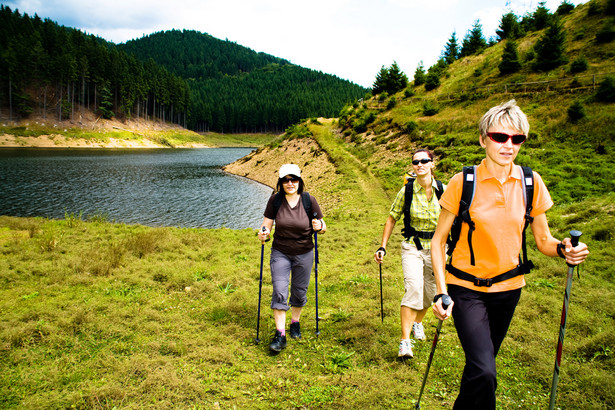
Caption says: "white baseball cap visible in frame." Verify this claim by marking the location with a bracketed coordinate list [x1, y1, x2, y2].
[278, 164, 301, 178]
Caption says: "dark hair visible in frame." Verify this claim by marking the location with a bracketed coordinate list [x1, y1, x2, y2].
[413, 148, 434, 160]
[276, 175, 304, 194]
[412, 149, 437, 178]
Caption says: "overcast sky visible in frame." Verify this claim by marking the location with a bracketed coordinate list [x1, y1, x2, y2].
[4, 0, 587, 88]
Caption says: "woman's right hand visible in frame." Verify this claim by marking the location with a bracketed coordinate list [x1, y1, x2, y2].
[258, 227, 270, 243]
[432, 295, 454, 320]
[374, 247, 386, 264]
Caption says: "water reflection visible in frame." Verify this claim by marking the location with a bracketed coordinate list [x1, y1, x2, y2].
[0, 148, 273, 229]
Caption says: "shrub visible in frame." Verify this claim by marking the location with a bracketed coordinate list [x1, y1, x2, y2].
[569, 56, 588, 73]
[386, 97, 397, 110]
[567, 100, 586, 123]
[422, 101, 439, 116]
[424, 72, 440, 91]
[596, 20, 615, 43]
[595, 76, 615, 102]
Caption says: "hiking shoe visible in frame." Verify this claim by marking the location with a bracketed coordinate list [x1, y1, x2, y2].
[398, 339, 415, 358]
[289, 321, 301, 339]
[269, 330, 287, 352]
[412, 322, 426, 341]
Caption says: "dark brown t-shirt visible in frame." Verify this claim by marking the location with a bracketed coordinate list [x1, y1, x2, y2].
[263, 193, 323, 255]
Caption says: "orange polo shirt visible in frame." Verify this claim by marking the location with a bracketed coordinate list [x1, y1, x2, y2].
[440, 160, 554, 292]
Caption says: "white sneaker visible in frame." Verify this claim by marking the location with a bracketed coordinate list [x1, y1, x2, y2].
[398, 339, 415, 358]
[412, 322, 426, 340]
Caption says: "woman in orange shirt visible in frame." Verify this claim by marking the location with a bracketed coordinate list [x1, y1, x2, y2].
[431, 100, 589, 409]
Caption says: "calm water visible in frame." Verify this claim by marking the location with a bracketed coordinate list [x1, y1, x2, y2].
[0, 147, 273, 229]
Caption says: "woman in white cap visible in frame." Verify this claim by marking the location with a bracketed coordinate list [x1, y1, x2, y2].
[258, 164, 326, 352]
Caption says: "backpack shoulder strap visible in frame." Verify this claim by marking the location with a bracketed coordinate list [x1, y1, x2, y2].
[447, 166, 477, 264]
[301, 191, 313, 220]
[519, 165, 535, 273]
[272, 192, 283, 219]
[401, 179, 416, 242]
[435, 180, 444, 200]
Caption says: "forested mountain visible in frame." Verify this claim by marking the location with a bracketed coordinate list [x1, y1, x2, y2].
[0, 6, 190, 126]
[120, 30, 368, 132]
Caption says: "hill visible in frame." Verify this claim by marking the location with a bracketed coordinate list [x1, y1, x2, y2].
[119, 29, 368, 133]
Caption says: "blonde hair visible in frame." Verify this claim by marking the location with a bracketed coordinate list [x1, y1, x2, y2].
[478, 100, 530, 138]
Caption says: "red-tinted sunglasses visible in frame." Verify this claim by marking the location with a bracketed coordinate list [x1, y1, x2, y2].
[487, 132, 526, 145]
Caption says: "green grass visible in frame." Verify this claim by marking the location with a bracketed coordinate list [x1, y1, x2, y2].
[1, 132, 614, 408]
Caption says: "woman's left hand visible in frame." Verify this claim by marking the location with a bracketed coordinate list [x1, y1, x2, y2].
[312, 218, 325, 233]
[561, 238, 589, 265]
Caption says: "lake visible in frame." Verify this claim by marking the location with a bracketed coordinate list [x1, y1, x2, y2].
[0, 147, 274, 229]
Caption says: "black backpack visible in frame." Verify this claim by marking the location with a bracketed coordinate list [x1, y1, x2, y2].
[401, 178, 445, 250]
[446, 165, 535, 286]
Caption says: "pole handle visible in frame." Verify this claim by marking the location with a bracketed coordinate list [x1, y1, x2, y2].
[261, 226, 270, 242]
[441, 294, 452, 311]
[569, 230, 582, 247]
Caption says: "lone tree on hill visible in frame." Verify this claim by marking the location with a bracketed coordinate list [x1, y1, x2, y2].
[460, 20, 488, 57]
[533, 17, 566, 71]
[372, 61, 408, 95]
[499, 40, 522, 75]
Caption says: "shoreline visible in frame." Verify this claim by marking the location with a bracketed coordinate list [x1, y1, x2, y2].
[0, 134, 211, 149]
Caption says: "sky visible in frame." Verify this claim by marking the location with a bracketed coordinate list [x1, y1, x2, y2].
[3, 0, 587, 88]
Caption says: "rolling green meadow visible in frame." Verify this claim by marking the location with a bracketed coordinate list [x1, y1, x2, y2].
[2, 1, 615, 408]
[1, 107, 614, 409]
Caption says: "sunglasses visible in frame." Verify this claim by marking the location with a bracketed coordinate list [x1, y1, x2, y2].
[486, 132, 526, 145]
[281, 176, 300, 183]
[412, 158, 432, 165]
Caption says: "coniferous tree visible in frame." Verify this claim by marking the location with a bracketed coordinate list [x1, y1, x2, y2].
[460, 20, 488, 57]
[499, 40, 522, 75]
[372, 61, 407, 95]
[533, 17, 567, 71]
[413, 61, 426, 86]
[497, 12, 523, 41]
[556, 0, 575, 15]
[442, 32, 459, 64]
[533, 1, 552, 30]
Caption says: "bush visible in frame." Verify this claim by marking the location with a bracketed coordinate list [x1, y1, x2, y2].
[386, 97, 397, 110]
[422, 101, 439, 116]
[424, 72, 440, 91]
[570, 56, 588, 73]
[595, 76, 615, 102]
[596, 20, 615, 43]
[567, 100, 586, 123]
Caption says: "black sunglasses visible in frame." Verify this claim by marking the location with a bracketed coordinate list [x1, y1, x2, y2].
[281, 176, 300, 183]
[412, 158, 432, 165]
[487, 132, 526, 145]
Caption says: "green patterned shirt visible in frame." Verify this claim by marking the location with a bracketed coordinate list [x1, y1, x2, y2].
[389, 177, 446, 250]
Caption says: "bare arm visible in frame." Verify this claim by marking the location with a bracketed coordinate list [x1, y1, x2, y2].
[258, 217, 274, 244]
[374, 215, 397, 264]
[431, 208, 456, 320]
[530, 213, 589, 265]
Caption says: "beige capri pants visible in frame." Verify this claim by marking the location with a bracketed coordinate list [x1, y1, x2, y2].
[400, 240, 437, 310]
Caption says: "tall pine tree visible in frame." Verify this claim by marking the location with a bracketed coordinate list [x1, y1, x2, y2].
[442, 32, 459, 64]
[533, 17, 566, 71]
[499, 40, 522, 75]
[460, 20, 487, 57]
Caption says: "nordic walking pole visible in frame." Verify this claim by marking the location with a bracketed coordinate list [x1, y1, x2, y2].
[313, 213, 321, 336]
[548, 230, 582, 410]
[415, 294, 452, 410]
[255, 226, 267, 344]
[379, 263, 384, 323]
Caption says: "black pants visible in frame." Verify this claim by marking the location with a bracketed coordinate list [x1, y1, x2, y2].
[448, 284, 522, 410]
